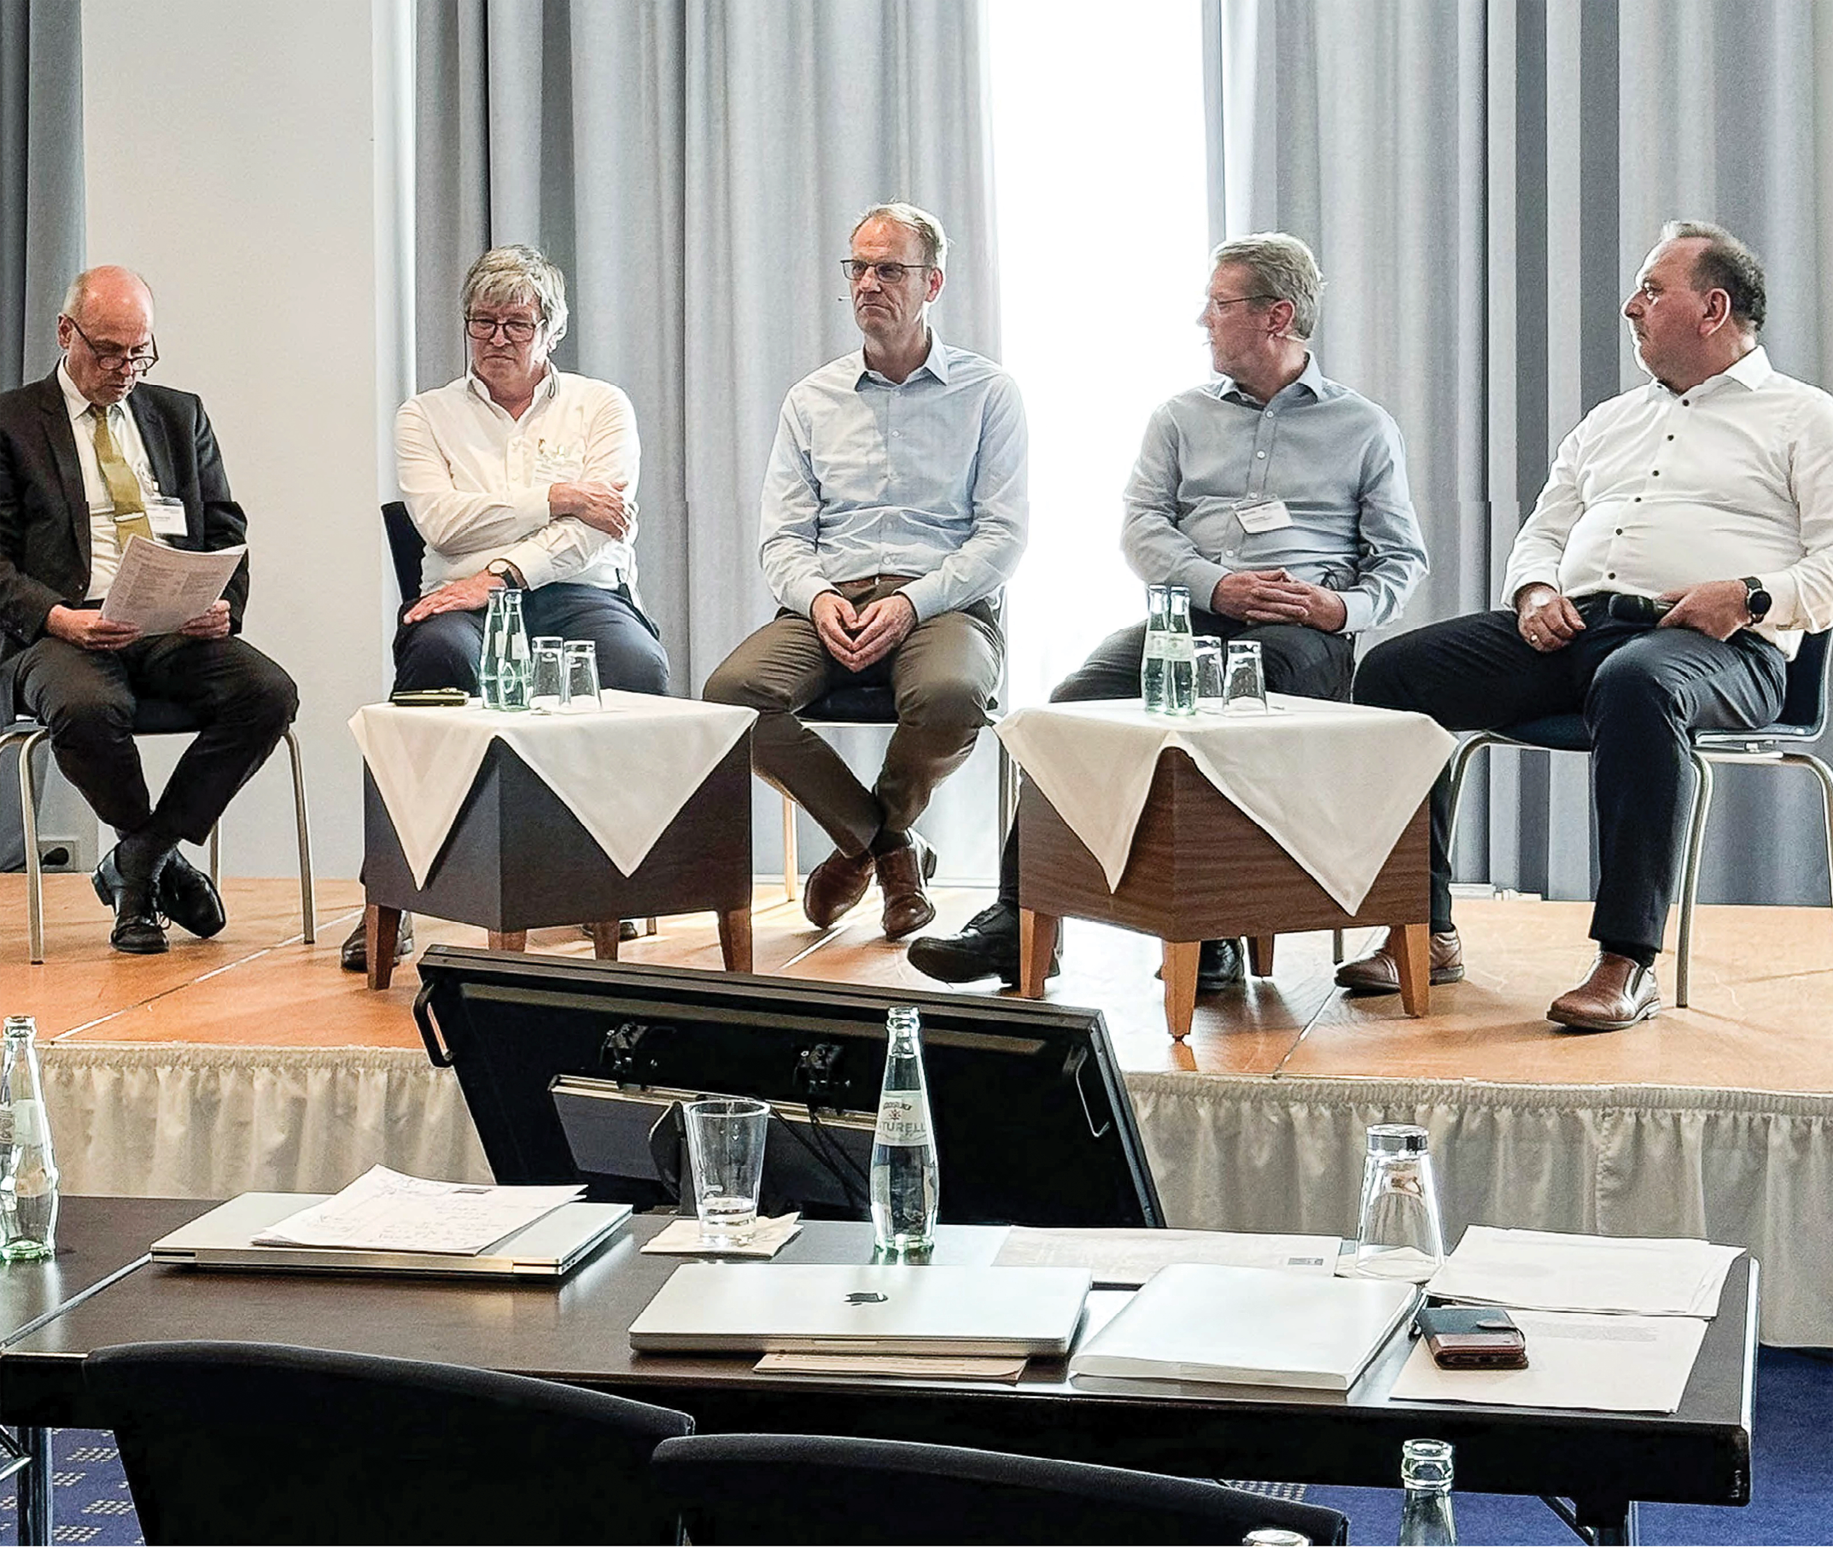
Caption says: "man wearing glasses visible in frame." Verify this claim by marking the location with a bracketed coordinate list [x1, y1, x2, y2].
[0, 265, 298, 954]
[910, 232, 1426, 990]
[347, 243, 668, 973]
[706, 202, 1028, 941]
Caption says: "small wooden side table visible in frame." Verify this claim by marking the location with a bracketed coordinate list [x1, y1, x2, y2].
[1017, 749, 1431, 1038]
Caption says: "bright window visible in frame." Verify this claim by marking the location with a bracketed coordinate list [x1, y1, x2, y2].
[989, 1, 1209, 707]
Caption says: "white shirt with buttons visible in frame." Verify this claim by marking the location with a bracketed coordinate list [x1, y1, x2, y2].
[57, 361, 159, 598]
[1501, 345, 1833, 655]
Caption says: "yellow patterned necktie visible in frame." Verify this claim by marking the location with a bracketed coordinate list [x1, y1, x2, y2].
[88, 404, 154, 545]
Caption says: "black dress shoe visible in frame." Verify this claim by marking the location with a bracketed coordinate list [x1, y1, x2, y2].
[1155, 938, 1246, 992]
[906, 901, 1059, 987]
[156, 851, 226, 939]
[93, 848, 168, 956]
[339, 912, 415, 973]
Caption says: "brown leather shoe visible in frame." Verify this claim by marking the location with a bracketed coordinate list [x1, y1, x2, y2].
[875, 833, 938, 940]
[804, 847, 875, 928]
[1547, 952, 1660, 1033]
[1335, 928, 1465, 993]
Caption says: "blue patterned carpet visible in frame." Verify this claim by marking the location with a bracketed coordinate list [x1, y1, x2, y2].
[0, 1431, 138, 1546]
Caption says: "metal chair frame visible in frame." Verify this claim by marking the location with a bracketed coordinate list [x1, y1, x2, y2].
[0, 716, 314, 964]
[1443, 629, 1833, 1008]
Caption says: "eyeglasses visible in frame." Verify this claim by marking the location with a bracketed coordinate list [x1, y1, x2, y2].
[841, 259, 933, 286]
[465, 314, 541, 343]
[1205, 293, 1276, 313]
[65, 318, 158, 375]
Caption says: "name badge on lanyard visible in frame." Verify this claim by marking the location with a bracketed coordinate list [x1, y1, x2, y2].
[1235, 497, 1292, 534]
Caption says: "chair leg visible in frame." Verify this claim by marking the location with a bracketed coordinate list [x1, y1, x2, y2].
[206, 825, 220, 882]
[782, 793, 798, 901]
[1331, 928, 1345, 963]
[16, 731, 48, 965]
[1675, 753, 1715, 1010]
[283, 729, 316, 943]
[997, 739, 1016, 845]
[1442, 733, 1495, 860]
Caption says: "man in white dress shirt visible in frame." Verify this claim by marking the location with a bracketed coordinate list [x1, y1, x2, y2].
[1348, 222, 1833, 1030]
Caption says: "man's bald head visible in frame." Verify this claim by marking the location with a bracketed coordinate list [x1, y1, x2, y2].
[60, 266, 155, 327]
[57, 267, 157, 406]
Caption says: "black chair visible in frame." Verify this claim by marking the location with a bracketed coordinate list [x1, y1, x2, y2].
[0, 701, 313, 963]
[650, 1432, 1348, 1545]
[381, 498, 424, 605]
[85, 1340, 693, 1545]
[1445, 627, 1833, 1007]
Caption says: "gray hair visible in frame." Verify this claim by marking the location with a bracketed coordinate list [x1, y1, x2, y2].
[60, 267, 154, 321]
[461, 244, 569, 345]
[851, 202, 949, 271]
[1660, 220, 1766, 333]
[1208, 232, 1323, 340]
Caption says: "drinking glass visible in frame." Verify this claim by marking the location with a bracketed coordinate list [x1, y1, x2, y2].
[1355, 1123, 1445, 1280]
[1193, 636, 1225, 709]
[682, 1097, 770, 1246]
[528, 637, 565, 713]
[1223, 638, 1269, 713]
[560, 640, 602, 711]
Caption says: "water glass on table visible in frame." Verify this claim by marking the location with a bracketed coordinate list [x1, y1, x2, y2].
[1223, 638, 1269, 713]
[560, 640, 602, 711]
[682, 1097, 771, 1247]
[1354, 1123, 1445, 1280]
[1193, 636, 1225, 709]
[528, 636, 566, 712]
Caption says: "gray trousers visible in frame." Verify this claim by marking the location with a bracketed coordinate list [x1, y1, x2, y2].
[703, 577, 1003, 856]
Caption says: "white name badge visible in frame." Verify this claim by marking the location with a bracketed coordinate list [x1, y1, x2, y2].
[1235, 498, 1292, 534]
[146, 498, 188, 537]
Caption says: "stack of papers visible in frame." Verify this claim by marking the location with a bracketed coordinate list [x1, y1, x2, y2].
[1069, 1265, 1420, 1391]
[1427, 1226, 1743, 1317]
[996, 1227, 1337, 1288]
[252, 1165, 583, 1256]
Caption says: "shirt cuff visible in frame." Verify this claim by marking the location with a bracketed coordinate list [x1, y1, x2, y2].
[498, 542, 554, 592]
[1763, 571, 1798, 629]
[1336, 591, 1374, 635]
[782, 576, 834, 619]
[897, 577, 946, 623]
[1180, 562, 1230, 615]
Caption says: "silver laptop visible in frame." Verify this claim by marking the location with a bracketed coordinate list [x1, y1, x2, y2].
[151, 1192, 631, 1280]
[628, 1262, 1092, 1357]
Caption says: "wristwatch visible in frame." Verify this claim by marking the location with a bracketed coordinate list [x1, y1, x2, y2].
[1741, 576, 1772, 625]
[485, 558, 523, 589]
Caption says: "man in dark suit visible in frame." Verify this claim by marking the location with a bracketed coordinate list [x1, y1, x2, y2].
[0, 266, 298, 954]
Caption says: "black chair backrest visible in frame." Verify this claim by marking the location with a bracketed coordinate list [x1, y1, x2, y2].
[650, 1432, 1349, 1545]
[86, 1340, 693, 1545]
[1775, 628, 1832, 737]
[382, 500, 426, 606]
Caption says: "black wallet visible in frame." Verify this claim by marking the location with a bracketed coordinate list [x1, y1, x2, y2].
[1415, 1305, 1529, 1368]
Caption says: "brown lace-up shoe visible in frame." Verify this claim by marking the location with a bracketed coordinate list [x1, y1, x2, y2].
[804, 847, 876, 929]
[875, 833, 938, 940]
[1546, 953, 1660, 1033]
[1335, 928, 1465, 993]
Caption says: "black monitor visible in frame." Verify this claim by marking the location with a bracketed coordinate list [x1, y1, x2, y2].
[414, 948, 1163, 1228]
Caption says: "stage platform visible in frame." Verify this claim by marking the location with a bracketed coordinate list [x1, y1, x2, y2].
[12, 871, 1832, 1344]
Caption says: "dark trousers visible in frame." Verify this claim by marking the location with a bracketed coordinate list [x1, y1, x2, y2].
[393, 582, 668, 697]
[1352, 598, 1786, 953]
[995, 614, 1356, 904]
[9, 634, 299, 844]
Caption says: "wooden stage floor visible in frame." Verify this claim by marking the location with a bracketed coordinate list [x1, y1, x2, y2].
[10, 871, 1832, 1096]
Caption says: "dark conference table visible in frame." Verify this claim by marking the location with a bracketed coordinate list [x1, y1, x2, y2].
[0, 1211, 1754, 1545]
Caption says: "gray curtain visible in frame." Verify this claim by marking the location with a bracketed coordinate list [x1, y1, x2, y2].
[0, 0, 82, 871]
[1207, 0, 1833, 909]
[412, 0, 999, 696]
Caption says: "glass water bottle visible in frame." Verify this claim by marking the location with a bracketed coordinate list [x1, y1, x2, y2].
[1162, 585, 1197, 714]
[870, 1006, 939, 1255]
[1397, 1438, 1457, 1546]
[0, 1015, 58, 1262]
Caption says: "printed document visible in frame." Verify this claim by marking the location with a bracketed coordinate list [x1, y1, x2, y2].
[1427, 1225, 1742, 1317]
[251, 1165, 583, 1255]
[1390, 1307, 1709, 1413]
[100, 535, 245, 634]
[997, 1226, 1338, 1287]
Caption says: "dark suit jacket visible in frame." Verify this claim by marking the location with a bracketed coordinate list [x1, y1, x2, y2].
[0, 370, 251, 672]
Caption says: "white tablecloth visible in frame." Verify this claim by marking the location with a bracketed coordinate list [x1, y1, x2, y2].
[348, 692, 757, 887]
[995, 695, 1455, 914]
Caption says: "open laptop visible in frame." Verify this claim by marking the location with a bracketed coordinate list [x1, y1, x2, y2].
[151, 1192, 630, 1281]
[628, 1262, 1093, 1357]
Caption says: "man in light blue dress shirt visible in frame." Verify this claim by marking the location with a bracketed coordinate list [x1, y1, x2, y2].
[704, 202, 1028, 940]
[910, 232, 1427, 990]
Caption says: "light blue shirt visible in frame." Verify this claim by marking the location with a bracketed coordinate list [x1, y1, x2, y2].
[1120, 355, 1427, 633]
[758, 333, 1029, 622]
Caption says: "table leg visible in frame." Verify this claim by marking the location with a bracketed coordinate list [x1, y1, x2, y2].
[1388, 921, 1431, 1016]
[1247, 935, 1275, 976]
[487, 930, 529, 953]
[365, 904, 402, 991]
[1161, 940, 1200, 1041]
[1018, 909, 1059, 998]
[18, 1425, 50, 1545]
[587, 922, 622, 959]
[1558, 1496, 1637, 1545]
[718, 907, 753, 973]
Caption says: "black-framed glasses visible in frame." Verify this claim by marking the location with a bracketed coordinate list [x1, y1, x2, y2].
[841, 259, 933, 286]
[1205, 293, 1276, 313]
[65, 318, 158, 375]
[464, 314, 541, 343]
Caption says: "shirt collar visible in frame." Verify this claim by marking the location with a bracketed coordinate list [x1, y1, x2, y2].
[57, 359, 117, 422]
[853, 330, 950, 388]
[1212, 351, 1324, 407]
[1655, 344, 1773, 401]
[465, 363, 559, 414]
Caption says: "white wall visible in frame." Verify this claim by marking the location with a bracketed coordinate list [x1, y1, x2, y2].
[81, 0, 410, 881]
